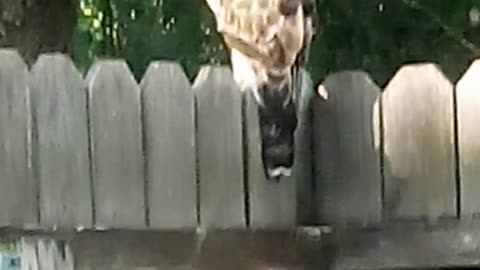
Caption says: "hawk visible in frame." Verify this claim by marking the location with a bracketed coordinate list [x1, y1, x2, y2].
[205, 0, 317, 180]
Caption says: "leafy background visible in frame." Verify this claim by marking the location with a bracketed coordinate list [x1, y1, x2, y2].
[72, 0, 480, 86]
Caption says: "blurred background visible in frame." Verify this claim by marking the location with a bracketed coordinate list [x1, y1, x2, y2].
[0, 0, 479, 86]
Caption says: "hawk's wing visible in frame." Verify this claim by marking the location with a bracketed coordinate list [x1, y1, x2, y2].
[205, 0, 315, 80]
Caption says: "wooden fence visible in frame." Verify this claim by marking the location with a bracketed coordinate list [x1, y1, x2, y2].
[1, 48, 480, 234]
[314, 61, 480, 228]
[0, 48, 314, 231]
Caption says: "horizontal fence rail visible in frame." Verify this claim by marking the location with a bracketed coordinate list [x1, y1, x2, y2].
[1, 48, 480, 231]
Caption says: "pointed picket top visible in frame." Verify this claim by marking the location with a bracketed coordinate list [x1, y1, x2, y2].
[32, 53, 82, 77]
[140, 61, 197, 229]
[29, 52, 92, 229]
[141, 60, 187, 81]
[87, 59, 139, 94]
[382, 62, 456, 221]
[193, 65, 240, 94]
[86, 59, 145, 229]
[384, 63, 451, 94]
[141, 60, 192, 99]
[0, 49, 28, 67]
[455, 59, 480, 218]
[193, 65, 245, 229]
[313, 70, 382, 226]
[457, 60, 480, 91]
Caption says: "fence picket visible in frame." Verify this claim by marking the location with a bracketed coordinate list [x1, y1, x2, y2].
[141, 61, 197, 229]
[87, 60, 145, 229]
[456, 60, 480, 218]
[29, 54, 92, 229]
[313, 71, 382, 226]
[193, 66, 245, 229]
[0, 49, 36, 228]
[382, 64, 456, 220]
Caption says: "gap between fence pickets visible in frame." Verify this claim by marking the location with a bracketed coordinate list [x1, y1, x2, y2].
[241, 91, 251, 228]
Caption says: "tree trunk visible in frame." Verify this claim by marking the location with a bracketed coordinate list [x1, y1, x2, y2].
[0, 0, 78, 65]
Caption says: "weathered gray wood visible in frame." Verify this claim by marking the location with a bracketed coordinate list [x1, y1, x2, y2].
[245, 69, 315, 228]
[140, 61, 197, 229]
[72, 231, 197, 270]
[21, 237, 40, 270]
[456, 59, 480, 218]
[0, 49, 37, 228]
[245, 92, 296, 228]
[29, 53, 92, 229]
[87, 60, 145, 229]
[3, 228, 329, 270]
[332, 220, 480, 270]
[382, 63, 456, 220]
[193, 229, 327, 270]
[193, 66, 245, 229]
[21, 237, 73, 270]
[69, 229, 327, 270]
[313, 71, 382, 226]
[293, 69, 316, 225]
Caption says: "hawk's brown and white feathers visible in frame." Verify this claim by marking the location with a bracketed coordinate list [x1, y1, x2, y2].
[205, 0, 317, 180]
[205, 0, 316, 97]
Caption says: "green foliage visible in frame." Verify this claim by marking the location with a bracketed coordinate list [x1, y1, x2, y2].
[73, 0, 480, 84]
[310, 0, 480, 84]
[73, 0, 227, 80]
